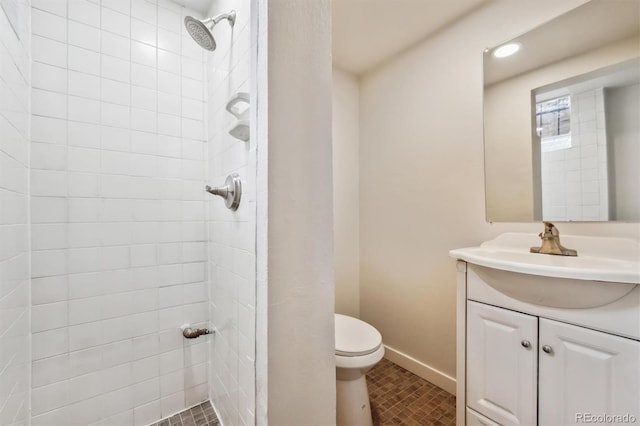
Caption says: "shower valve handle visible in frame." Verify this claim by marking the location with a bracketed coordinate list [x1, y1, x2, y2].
[206, 174, 242, 211]
[181, 326, 213, 339]
[206, 185, 229, 198]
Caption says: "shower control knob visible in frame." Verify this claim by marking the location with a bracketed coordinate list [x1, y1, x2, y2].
[205, 174, 242, 210]
[520, 340, 531, 349]
[542, 345, 553, 354]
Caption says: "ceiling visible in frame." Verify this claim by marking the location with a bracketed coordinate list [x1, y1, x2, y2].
[174, 0, 490, 74]
[484, 0, 640, 86]
[332, 0, 489, 74]
[537, 58, 640, 102]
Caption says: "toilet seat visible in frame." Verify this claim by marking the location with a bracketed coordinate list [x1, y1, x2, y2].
[335, 314, 382, 357]
[335, 343, 385, 370]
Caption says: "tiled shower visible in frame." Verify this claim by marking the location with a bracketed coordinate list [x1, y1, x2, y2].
[540, 88, 610, 222]
[0, 0, 255, 424]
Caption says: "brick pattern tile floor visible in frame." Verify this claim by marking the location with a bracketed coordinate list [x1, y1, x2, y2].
[149, 401, 219, 426]
[149, 359, 453, 426]
[367, 358, 456, 425]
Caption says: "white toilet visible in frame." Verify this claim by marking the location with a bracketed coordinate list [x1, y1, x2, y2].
[335, 314, 385, 426]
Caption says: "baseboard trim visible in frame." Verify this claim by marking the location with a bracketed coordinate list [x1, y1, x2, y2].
[383, 344, 456, 395]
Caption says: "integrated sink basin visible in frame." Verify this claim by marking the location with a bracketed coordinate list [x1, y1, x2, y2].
[450, 233, 640, 308]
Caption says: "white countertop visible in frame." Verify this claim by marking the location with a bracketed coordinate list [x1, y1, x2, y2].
[450, 233, 640, 284]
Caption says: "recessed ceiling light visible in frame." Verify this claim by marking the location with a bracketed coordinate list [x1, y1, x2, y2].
[493, 43, 520, 58]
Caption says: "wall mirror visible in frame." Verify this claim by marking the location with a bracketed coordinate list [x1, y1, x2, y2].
[483, 0, 639, 222]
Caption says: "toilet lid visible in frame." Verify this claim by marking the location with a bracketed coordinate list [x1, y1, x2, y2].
[335, 314, 382, 357]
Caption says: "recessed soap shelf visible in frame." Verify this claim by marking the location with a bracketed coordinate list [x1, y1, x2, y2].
[226, 92, 250, 141]
[229, 119, 250, 141]
[226, 92, 250, 119]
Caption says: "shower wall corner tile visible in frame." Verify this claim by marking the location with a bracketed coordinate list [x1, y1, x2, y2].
[0, 1, 31, 424]
[204, 0, 256, 425]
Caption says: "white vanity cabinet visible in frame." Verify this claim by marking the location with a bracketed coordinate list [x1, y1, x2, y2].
[538, 318, 640, 426]
[466, 299, 640, 426]
[450, 233, 640, 426]
[466, 301, 537, 426]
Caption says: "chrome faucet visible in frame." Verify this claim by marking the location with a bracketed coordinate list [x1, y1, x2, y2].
[530, 222, 577, 256]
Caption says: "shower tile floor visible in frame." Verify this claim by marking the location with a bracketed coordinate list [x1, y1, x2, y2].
[150, 401, 219, 426]
[367, 358, 456, 425]
[151, 359, 454, 426]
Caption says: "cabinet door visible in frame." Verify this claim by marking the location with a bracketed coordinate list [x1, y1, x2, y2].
[539, 319, 640, 425]
[466, 408, 500, 426]
[467, 301, 537, 426]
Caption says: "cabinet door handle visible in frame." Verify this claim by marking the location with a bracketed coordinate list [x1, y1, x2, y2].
[542, 345, 553, 354]
[521, 340, 531, 349]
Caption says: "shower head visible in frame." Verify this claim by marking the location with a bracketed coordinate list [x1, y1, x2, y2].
[184, 10, 236, 51]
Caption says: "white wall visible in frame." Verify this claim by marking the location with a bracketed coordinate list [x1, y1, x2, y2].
[0, 1, 30, 424]
[332, 66, 360, 317]
[256, 0, 335, 424]
[607, 83, 640, 220]
[204, 0, 255, 425]
[28, 1, 209, 424]
[358, 0, 639, 393]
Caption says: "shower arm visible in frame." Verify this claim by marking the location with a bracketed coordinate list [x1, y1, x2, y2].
[203, 11, 236, 27]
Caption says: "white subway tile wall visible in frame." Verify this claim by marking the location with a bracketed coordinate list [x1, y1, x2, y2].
[29, 0, 210, 424]
[0, 1, 31, 425]
[204, 0, 255, 425]
[541, 88, 610, 221]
